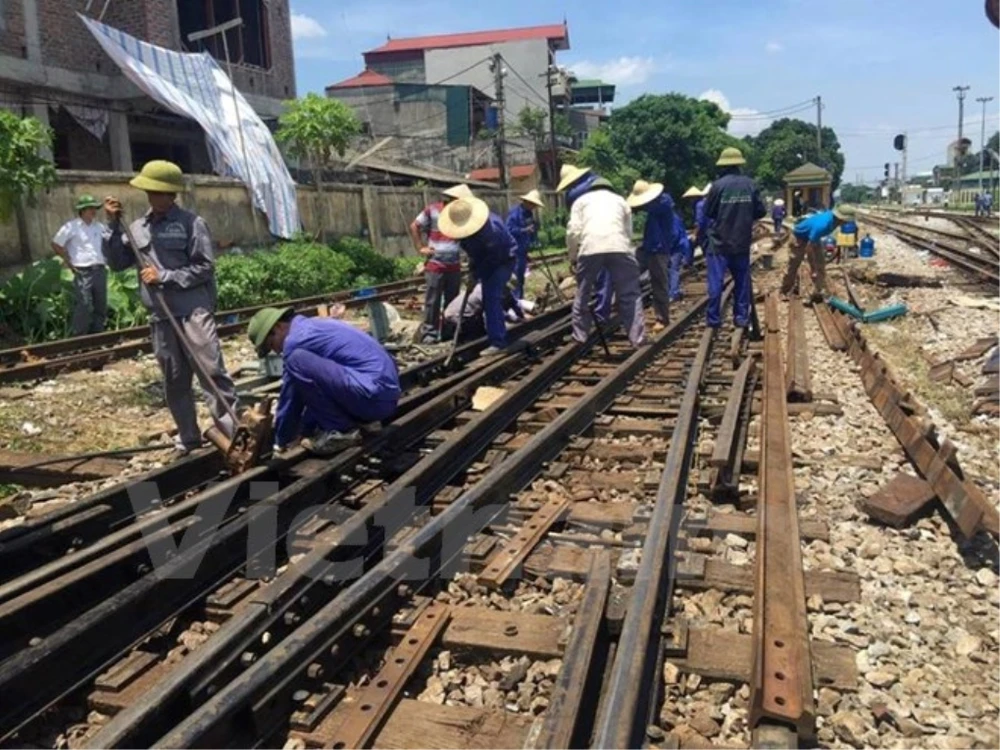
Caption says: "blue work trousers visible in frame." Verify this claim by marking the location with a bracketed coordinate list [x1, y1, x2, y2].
[478, 262, 513, 348]
[669, 251, 685, 301]
[284, 348, 398, 434]
[706, 252, 752, 328]
[512, 250, 528, 300]
[594, 269, 613, 323]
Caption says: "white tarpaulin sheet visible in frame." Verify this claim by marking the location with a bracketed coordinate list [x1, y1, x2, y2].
[80, 14, 299, 238]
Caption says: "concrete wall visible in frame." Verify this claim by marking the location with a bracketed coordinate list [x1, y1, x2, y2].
[0, 171, 565, 275]
[424, 39, 550, 126]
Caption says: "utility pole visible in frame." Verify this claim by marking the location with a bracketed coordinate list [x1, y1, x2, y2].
[491, 53, 508, 189]
[976, 96, 994, 195]
[953, 85, 971, 189]
[543, 63, 558, 188]
[815, 95, 822, 157]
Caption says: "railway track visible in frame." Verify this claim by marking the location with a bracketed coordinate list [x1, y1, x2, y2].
[0, 251, 572, 386]
[859, 210, 1000, 285]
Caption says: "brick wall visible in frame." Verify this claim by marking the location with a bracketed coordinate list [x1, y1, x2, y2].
[37, 0, 149, 73]
[0, 0, 27, 58]
[228, 0, 295, 102]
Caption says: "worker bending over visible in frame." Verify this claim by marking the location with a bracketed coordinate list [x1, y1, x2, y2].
[248, 308, 400, 455]
[559, 165, 645, 347]
[439, 197, 518, 355]
[52, 195, 109, 337]
[442, 281, 532, 342]
[506, 189, 544, 300]
[410, 184, 472, 343]
[703, 148, 767, 329]
[780, 204, 856, 302]
[104, 161, 238, 454]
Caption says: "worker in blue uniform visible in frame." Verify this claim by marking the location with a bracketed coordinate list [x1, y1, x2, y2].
[771, 199, 787, 235]
[506, 189, 544, 300]
[439, 196, 518, 355]
[668, 209, 693, 301]
[694, 184, 711, 254]
[247, 307, 401, 455]
[627, 180, 673, 327]
[703, 148, 767, 329]
[781, 204, 856, 301]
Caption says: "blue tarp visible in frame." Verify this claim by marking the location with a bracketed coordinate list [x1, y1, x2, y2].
[80, 14, 300, 239]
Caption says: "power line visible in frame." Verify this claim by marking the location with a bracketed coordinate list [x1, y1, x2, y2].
[726, 99, 817, 120]
[498, 55, 550, 109]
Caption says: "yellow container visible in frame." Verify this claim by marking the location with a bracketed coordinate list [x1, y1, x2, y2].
[835, 229, 858, 248]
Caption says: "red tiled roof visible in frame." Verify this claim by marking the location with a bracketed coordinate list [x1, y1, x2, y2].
[468, 164, 538, 182]
[327, 69, 394, 89]
[365, 24, 568, 55]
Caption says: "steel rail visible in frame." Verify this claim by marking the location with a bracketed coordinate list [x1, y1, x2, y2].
[0, 316, 580, 740]
[749, 294, 815, 745]
[591, 287, 729, 749]
[153, 295, 712, 749]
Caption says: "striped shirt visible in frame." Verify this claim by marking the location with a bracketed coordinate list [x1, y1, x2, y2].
[415, 202, 461, 271]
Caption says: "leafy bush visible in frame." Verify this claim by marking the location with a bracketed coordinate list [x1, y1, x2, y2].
[0, 259, 73, 341]
[332, 237, 398, 285]
[106, 270, 147, 328]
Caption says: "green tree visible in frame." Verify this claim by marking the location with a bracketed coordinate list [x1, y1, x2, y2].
[744, 118, 845, 192]
[576, 129, 638, 194]
[276, 94, 362, 192]
[553, 113, 573, 140]
[0, 111, 55, 221]
[598, 93, 743, 199]
[515, 105, 548, 147]
[839, 183, 875, 204]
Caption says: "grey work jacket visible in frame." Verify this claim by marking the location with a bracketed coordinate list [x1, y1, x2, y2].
[104, 204, 218, 321]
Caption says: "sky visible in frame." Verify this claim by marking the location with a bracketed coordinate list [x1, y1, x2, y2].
[289, 0, 1000, 184]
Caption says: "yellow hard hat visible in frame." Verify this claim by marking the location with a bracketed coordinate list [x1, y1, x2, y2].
[130, 160, 185, 193]
[716, 147, 746, 167]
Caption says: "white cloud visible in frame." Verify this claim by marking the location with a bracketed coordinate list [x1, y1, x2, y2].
[765, 41, 783, 53]
[291, 12, 328, 40]
[699, 89, 769, 138]
[571, 56, 656, 86]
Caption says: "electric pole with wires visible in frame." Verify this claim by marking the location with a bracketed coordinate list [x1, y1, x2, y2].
[490, 53, 508, 189]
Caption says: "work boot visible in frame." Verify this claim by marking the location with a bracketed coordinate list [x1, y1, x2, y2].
[173, 436, 203, 456]
[302, 430, 361, 456]
[479, 346, 505, 358]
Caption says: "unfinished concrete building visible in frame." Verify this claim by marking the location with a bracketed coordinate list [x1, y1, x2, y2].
[0, 0, 295, 172]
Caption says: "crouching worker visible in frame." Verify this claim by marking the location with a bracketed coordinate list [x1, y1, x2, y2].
[248, 308, 401, 456]
[442, 282, 532, 343]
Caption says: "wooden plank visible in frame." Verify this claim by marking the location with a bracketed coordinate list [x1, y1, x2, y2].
[786, 296, 813, 402]
[568, 503, 637, 529]
[534, 551, 610, 749]
[324, 603, 451, 749]
[0, 449, 127, 488]
[372, 700, 532, 750]
[710, 357, 754, 468]
[479, 496, 571, 588]
[678, 559, 860, 603]
[861, 473, 936, 528]
[670, 626, 856, 690]
[813, 305, 847, 351]
[696, 510, 829, 543]
[442, 608, 566, 658]
[524, 546, 593, 581]
[955, 336, 999, 362]
[928, 360, 955, 384]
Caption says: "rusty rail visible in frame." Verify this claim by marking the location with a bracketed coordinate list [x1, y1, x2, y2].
[785, 296, 812, 402]
[750, 294, 815, 745]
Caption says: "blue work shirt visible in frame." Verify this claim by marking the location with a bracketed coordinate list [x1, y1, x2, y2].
[640, 194, 676, 254]
[772, 205, 786, 222]
[694, 198, 710, 249]
[671, 211, 693, 262]
[505, 204, 537, 259]
[275, 316, 400, 447]
[704, 173, 767, 255]
[460, 213, 518, 273]
[793, 210, 838, 244]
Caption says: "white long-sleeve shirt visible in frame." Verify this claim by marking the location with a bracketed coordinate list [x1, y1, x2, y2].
[566, 189, 634, 264]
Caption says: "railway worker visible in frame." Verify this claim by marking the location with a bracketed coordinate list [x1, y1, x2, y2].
[441, 280, 532, 343]
[410, 184, 472, 344]
[506, 189, 545, 300]
[559, 165, 645, 347]
[974, 193, 983, 217]
[694, 184, 711, 254]
[984, 192, 994, 217]
[52, 194, 109, 337]
[248, 307, 400, 455]
[628, 179, 678, 328]
[703, 147, 767, 330]
[780, 204, 856, 302]
[772, 198, 787, 235]
[103, 161, 239, 454]
[438, 196, 518, 355]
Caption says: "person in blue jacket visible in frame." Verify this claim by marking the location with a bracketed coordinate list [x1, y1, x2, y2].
[506, 189, 544, 300]
[771, 199, 787, 235]
[703, 148, 767, 329]
[628, 179, 682, 326]
[695, 185, 711, 254]
[439, 197, 518, 355]
[781, 204, 856, 301]
[668, 210, 693, 301]
[247, 307, 401, 456]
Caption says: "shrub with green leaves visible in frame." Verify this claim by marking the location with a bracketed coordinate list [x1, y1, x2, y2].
[333, 236, 399, 285]
[0, 259, 73, 341]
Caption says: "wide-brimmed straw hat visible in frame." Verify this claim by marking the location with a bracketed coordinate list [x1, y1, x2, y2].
[833, 204, 857, 221]
[520, 189, 545, 208]
[627, 179, 665, 208]
[438, 197, 490, 239]
[681, 186, 703, 199]
[716, 147, 746, 166]
[442, 184, 474, 200]
[557, 164, 592, 193]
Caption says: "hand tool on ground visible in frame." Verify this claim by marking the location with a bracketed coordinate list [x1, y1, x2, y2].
[444, 280, 475, 368]
[589, 301, 612, 359]
[531, 246, 567, 301]
[116, 208, 272, 474]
